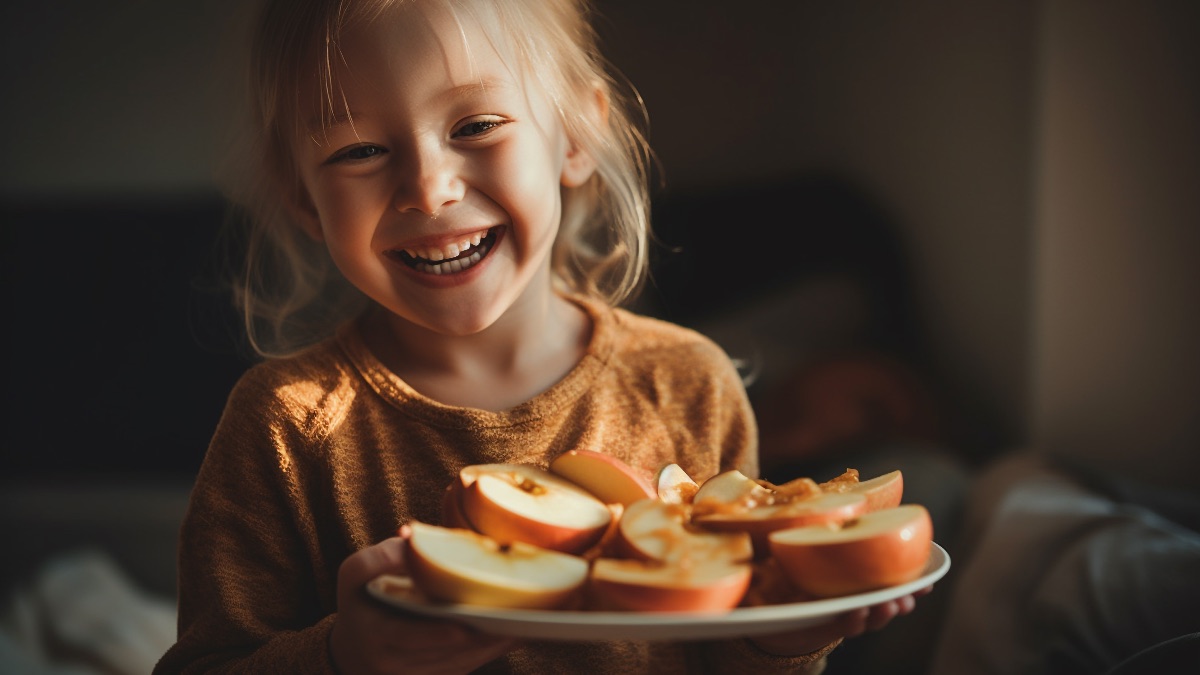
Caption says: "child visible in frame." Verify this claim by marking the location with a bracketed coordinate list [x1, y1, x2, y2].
[155, 0, 925, 672]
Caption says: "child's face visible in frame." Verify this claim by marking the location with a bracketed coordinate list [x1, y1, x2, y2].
[292, 3, 594, 337]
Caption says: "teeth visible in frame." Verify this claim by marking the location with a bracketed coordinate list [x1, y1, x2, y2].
[411, 244, 488, 275]
[403, 231, 488, 263]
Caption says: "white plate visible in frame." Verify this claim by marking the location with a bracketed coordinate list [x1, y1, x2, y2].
[365, 542, 950, 641]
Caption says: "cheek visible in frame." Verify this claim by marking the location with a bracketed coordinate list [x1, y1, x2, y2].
[487, 140, 565, 224]
[310, 180, 387, 236]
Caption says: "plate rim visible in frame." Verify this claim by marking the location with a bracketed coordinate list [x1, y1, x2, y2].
[366, 542, 950, 640]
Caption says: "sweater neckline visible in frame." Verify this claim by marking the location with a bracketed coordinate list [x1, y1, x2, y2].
[335, 295, 616, 429]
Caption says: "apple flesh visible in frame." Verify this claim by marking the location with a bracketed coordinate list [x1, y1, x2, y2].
[405, 522, 590, 610]
[768, 503, 933, 598]
[588, 557, 752, 613]
[616, 498, 753, 564]
[655, 463, 700, 504]
[549, 449, 656, 506]
[691, 469, 776, 510]
[459, 463, 612, 555]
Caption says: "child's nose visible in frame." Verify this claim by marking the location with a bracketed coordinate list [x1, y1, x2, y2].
[391, 144, 465, 215]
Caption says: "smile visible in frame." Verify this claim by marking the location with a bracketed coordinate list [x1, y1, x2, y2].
[390, 227, 498, 275]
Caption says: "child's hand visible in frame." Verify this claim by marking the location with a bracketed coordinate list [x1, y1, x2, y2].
[747, 586, 932, 657]
[328, 530, 520, 675]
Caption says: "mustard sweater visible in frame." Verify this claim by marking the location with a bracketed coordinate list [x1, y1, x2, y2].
[154, 297, 834, 674]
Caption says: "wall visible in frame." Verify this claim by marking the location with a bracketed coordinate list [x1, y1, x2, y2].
[0, 0, 248, 198]
[599, 0, 1038, 454]
[1032, 0, 1200, 488]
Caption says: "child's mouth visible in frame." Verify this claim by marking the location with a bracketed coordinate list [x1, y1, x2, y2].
[390, 227, 498, 275]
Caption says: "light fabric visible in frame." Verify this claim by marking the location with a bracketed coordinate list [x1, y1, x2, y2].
[929, 453, 1200, 675]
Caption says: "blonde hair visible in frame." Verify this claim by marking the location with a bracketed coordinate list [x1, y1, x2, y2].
[220, 0, 655, 358]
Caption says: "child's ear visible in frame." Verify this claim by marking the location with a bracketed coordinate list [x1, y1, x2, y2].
[289, 186, 326, 242]
[560, 143, 597, 188]
[560, 85, 609, 188]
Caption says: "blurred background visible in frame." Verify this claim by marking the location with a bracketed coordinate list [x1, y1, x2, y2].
[1, 0, 1197, 673]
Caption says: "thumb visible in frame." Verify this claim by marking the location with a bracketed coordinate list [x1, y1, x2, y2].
[338, 534, 410, 590]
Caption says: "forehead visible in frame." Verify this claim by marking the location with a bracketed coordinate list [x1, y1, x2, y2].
[323, 3, 528, 108]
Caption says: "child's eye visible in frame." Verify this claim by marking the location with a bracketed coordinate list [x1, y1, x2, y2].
[453, 118, 507, 139]
[327, 144, 387, 164]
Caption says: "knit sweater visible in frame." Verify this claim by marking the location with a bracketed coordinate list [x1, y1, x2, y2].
[153, 296, 834, 674]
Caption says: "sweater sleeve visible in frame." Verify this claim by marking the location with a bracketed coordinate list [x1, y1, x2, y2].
[153, 369, 342, 675]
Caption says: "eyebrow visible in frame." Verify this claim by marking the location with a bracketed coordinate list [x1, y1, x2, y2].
[306, 111, 355, 135]
[304, 79, 518, 134]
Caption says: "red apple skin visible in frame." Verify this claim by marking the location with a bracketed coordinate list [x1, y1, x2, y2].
[852, 469, 904, 512]
[694, 492, 869, 558]
[822, 469, 904, 513]
[768, 504, 934, 598]
[440, 481, 473, 530]
[460, 466, 611, 556]
[587, 558, 752, 612]
[549, 449, 657, 506]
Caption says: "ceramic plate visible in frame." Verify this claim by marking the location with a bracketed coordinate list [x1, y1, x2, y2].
[365, 542, 950, 641]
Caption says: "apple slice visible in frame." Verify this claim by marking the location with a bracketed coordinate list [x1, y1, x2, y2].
[405, 522, 590, 610]
[459, 463, 612, 555]
[821, 468, 904, 512]
[587, 557, 752, 612]
[769, 503, 933, 598]
[440, 481, 472, 529]
[577, 502, 626, 562]
[616, 498, 753, 564]
[693, 491, 869, 557]
[549, 449, 656, 506]
[692, 469, 776, 510]
[655, 463, 700, 504]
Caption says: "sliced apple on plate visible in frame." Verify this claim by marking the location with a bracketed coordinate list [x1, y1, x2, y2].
[769, 503, 933, 598]
[440, 482, 473, 530]
[691, 469, 776, 510]
[616, 498, 753, 564]
[819, 468, 905, 512]
[404, 522, 590, 610]
[549, 449, 656, 507]
[654, 463, 700, 504]
[695, 491, 868, 557]
[587, 557, 753, 613]
[690, 469, 868, 556]
[458, 463, 612, 555]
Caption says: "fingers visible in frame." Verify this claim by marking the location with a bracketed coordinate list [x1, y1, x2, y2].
[750, 607, 868, 655]
[750, 588, 928, 656]
[859, 592, 919, 632]
[832, 607, 871, 639]
[339, 536, 409, 589]
[331, 532, 523, 673]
